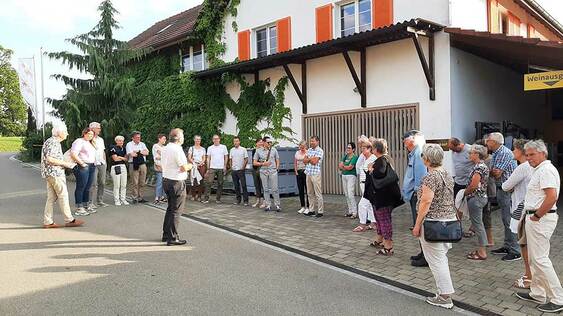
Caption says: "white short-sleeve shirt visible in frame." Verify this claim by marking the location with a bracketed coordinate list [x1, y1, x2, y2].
[162, 143, 188, 181]
[229, 146, 248, 171]
[207, 144, 228, 169]
[126, 141, 148, 163]
[524, 160, 560, 211]
[93, 136, 106, 165]
[188, 146, 206, 165]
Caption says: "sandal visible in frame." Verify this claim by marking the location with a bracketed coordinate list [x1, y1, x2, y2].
[466, 251, 487, 260]
[513, 276, 532, 289]
[377, 247, 394, 256]
[353, 225, 367, 232]
[350, 214, 358, 219]
[463, 230, 476, 238]
[369, 240, 384, 248]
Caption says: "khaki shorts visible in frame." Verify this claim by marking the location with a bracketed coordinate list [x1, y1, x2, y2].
[517, 216, 527, 246]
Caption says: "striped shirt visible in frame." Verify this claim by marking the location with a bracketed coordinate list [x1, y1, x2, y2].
[491, 145, 517, 185]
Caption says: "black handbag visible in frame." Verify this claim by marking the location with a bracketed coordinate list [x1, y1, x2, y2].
[422, 171, 462, 243]
[114, 165, 122, 175]
[372, 158, 399, 190]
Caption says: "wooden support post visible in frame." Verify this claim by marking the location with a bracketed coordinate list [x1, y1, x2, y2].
[342, 51, 365, 107]
[283, 64, 306, 110]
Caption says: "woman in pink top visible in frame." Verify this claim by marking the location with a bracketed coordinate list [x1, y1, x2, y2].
[70, 128, 97, 216]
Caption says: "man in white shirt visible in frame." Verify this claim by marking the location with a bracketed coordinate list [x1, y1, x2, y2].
[204, 135, 228, 204]
[229, 136, 249, 206]
[126, 131, 149, 203]
[161, 128, 190, 246]
[88, 122, 108, 208]
[515, 140, 563, 313]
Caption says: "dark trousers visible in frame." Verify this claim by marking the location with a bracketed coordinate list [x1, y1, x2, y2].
[73, 164, 96, 207]
[232, 170, 249, 203]
[204, 169, 224, 201]
[252, 168, 263, 198]
[162, 178, 186, 241]
[453, 183, 467, 200]
[296, 170, 309, 207]
[409, 195, 418, 226]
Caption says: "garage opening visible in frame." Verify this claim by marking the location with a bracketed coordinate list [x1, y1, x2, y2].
[302, 104, 419, 194]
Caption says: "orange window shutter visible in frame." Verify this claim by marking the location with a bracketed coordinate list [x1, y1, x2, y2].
[315, 4, 333, 43]
[527, 24, 536, 38]
[237, 30, 251, 61]
[508, 12, 520, 36]
[277, 17, 292, 53]
[372, 0, 393, 29]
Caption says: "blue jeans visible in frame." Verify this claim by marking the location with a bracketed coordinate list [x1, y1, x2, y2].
[497, 187, 520, 255]
[155, 171, 164, 199]
[74, 164, 95, 207]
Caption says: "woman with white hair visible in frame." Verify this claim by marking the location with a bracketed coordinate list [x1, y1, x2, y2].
[412, 144, 456, 309]
[109, 135, 129, 205]
[464, 144, 490, 261]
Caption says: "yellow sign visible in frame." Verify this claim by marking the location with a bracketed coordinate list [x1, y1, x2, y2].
[524, 70, 563, 91]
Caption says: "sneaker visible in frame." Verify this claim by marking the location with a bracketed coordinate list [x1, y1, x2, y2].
[115, 200, 122, 206]
[491, 247, 509, 255]
[65, 219, 84, 227]
[87, 206, 97, 214]
[88, 203, 98, 209]
[515, 292, 544, 304]
[121, 199, 130, 205]
[233, 201, 241, 205]
[303, 209, 313, 215]
[502, 253, 522, 262]
[243, 202, 249, 207]
[97, 202, 109, 208]
[538, 302, 563, 313]
[216, 200, 222, 204]
[298, 207, 305, 214]
[275, 206, 281, 212]
[304, 208, 310, 214]
[75, 208, 90, 216]
[264, 207, 271, 212]
[202, 200, 209, 204]
[426, 294, 454, 309]
[138, 198, 148, 203]
[411, 252, 424, 261]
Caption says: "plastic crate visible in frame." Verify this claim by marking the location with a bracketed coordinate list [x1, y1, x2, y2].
[276, 147, 298, 171]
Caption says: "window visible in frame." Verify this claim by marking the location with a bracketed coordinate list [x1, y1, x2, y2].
[256, 25, 277, 58]
[339, 0, 372, 37]
[181, 45, 206, 72]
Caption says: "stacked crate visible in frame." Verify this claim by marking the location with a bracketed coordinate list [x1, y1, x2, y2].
[245, 147, 298, 195]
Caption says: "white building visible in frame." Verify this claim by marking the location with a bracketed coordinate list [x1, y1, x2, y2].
[189, 0, 563, 194]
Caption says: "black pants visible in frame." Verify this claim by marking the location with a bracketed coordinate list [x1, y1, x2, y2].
[232, 170, 249, 203]
[252, 168, 263, 198]
[453, 183, 467, 200]
[162, 178, 186, 241]
[296, 170, 309, 208]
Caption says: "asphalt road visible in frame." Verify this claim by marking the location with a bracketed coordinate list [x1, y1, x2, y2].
[0, 153, 468, 316]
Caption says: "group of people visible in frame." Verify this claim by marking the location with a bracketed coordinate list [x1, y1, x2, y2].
[41, 122, 563, 312]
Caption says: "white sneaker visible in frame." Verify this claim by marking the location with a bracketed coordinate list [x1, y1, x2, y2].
[88, 203, 98, 209]
[298, 207, 305, 214]
[87, 205, 97, 214]
[74, 207, 90, 216]
[121, 199, 130, 205]
[303, 208, 311, 214]
[115, 200, 122, 206]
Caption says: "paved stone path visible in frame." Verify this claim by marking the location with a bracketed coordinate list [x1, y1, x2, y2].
[171, 193, 563, 316]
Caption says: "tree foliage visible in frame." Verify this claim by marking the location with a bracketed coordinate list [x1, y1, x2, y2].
[48, 0, 144, 144]
[0, 45, 27, 136]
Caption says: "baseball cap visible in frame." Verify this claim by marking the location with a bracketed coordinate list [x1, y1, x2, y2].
[403, 130, 421, 140]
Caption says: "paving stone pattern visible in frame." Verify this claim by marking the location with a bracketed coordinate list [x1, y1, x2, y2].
[179, 193, 563, 316]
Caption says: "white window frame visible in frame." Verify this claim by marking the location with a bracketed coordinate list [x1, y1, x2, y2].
[181, 45, 207, 72]
[253, 23, 278, 59]
[336, 0, 372, 38]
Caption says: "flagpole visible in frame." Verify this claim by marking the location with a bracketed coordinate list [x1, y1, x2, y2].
[32, 56, 38, 130]
[40, 47, 45, 141]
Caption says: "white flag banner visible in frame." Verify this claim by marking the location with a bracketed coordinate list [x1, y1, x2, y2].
[17, 58, 37, 118]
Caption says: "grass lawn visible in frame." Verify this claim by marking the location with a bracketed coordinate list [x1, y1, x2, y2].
[0, 137, 23, 152]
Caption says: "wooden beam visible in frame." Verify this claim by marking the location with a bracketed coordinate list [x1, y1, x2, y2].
[411, 33, 436, 100]
[254, 71, 259, 83]
[301, 63, 307, 114]
[360, 48, 366, 108]
[283, 64, 306, 109]
[342, 51, 365, 105]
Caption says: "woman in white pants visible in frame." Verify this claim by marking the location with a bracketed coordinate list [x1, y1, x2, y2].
[412, 144, 456, 309]
[353, 144, 376, 232]
[109, 136, 129, 205]
[339, 142, 358, 217]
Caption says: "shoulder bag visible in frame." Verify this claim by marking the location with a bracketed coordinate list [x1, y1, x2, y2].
[372, 157, 399, 190]
[422, 171, 462, 243]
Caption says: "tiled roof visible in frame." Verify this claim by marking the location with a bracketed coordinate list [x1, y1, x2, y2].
[128, 4, 203, 50]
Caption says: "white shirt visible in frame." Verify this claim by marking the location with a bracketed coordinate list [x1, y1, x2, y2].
[162, 143, 188, 181]
[207, 144, 228, 169]
[126, 141, 148, 163]
[93, 136, 106, 165]
[524, 160, 560, 211]
[502, 161, 533, 212]
[356, 154, 366, 176]
[359, 154, 376, 182]
[229, 146, 248, 171]
[152, 143, 165, 167]
[188, 146, 206, 165]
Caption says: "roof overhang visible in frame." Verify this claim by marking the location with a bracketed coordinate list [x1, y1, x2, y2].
[194, 19, 444, 78]
[446, 28, 563, 72]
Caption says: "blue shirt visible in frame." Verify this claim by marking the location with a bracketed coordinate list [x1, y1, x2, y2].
[491, 145, 517, 185]
[402, 145, 427, 201]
